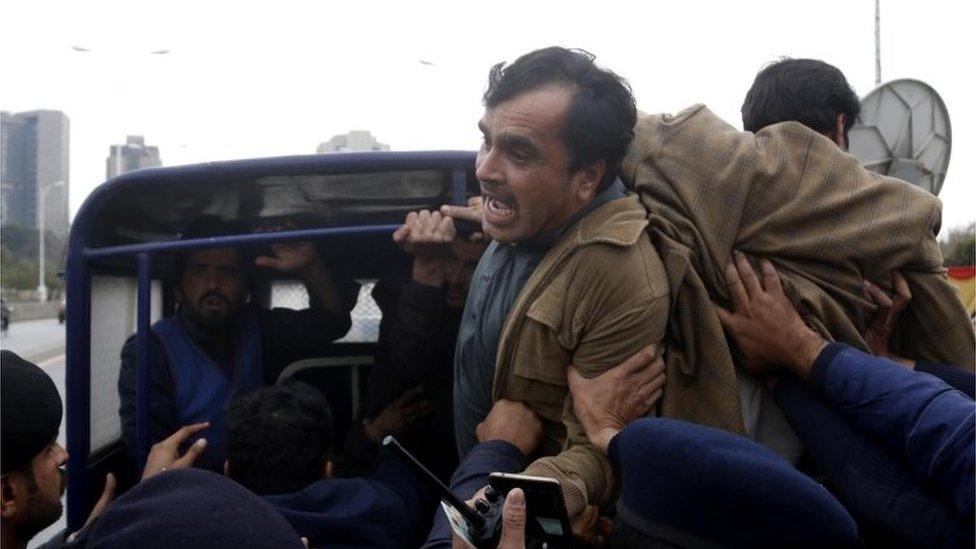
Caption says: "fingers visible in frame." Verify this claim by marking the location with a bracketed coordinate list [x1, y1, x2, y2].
[863, 279, 894, 310]
[254, 256, 285, 269]
[891, 271, 911, 313]
[174, 438, 208, 469]
[724, 260, 749, 313]
[759, 259, 784, 297]
[88, 473, 116, 523]
[498, 488, 527, 548]
[439, 203, 483, 224]
[734, 251, 762, 298]
[617, 345, 657, 375]
[714, 304, 737, 330]
[393, 386, 426, 406]
[166, 422, 210, 448]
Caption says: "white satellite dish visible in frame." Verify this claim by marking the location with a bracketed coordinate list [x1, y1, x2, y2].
[849, 79, 951, 196]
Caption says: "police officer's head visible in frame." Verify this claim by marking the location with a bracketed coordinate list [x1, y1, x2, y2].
[1, 351, 68, 549]
[741, 58, 860, 150]
[225, 382, 335, 495]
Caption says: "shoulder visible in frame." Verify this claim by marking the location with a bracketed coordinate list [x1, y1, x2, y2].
[566, 230, 669, 302]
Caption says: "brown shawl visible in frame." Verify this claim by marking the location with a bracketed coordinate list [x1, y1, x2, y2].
[622, 105, 975, 434]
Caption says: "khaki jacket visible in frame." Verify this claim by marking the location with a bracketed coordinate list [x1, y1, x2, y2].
[491, 195, 670, 516]
[621, 105, 974, 433]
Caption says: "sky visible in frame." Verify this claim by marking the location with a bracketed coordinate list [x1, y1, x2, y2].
[2, 0, 974, 232]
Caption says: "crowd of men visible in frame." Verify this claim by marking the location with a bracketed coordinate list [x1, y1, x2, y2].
[2, 47, 974, 549]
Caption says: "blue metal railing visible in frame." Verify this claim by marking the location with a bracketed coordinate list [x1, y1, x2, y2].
[65, 157, 475, 530]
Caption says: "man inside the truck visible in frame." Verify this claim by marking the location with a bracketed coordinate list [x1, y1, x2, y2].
[118, 218, 359, 473]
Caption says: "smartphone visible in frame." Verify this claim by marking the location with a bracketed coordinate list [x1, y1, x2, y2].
[488, 472, 573, 546]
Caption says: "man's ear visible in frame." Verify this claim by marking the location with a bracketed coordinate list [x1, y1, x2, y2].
[573, 159, 606, 203]
[1, 474, 22, 519]
[223, 460, 231, 478]
[832, 113, 847, 150]
[323, 460, 334, 480]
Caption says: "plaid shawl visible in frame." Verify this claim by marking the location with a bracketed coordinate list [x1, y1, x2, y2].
[622, 105, 975, 434]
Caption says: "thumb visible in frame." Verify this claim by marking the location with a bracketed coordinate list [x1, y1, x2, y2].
[498, 488, 527, 548]
[175, 438, 208, 469]
[254, 256, 285, 269]
[713, 304, 735, 329]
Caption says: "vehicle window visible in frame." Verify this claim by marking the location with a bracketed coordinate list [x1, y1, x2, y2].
[90, 275, 162, 452]
[270, 280, 380, 343]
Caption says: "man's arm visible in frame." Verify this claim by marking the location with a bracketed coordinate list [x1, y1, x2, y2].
[118, 335, 179, 470]
[422, 399, 542, 549]
[524, 292, 669, 516]
[715, 253, 975, 517]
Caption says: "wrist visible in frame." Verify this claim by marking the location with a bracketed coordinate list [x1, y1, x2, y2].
[412, 257, 446, 287]
[789, 328, 828, 379]
[590, 427, 620, 455]
[298, 256, 327, 279]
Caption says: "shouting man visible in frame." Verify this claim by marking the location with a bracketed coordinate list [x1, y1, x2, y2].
[450, 47, 670, 517]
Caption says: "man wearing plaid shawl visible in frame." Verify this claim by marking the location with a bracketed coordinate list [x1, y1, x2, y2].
[621, 58, 974, 447]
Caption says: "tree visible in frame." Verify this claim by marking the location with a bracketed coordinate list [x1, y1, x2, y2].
[940, 223, 976, 267]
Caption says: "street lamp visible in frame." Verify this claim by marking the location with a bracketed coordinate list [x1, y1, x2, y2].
[37, 181, 66, 302]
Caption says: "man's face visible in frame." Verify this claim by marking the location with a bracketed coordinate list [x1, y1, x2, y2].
[3, 442, 68, 542]
[444, 238, 488, 309]
[176, 248, 246, 330]
[476, 85, 595, 244]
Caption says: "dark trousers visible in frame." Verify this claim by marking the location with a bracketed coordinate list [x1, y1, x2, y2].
[773, 367, 973, 548]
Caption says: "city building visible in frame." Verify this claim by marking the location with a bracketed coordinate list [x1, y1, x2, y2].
[316, 130, 389, 153]
[0, 110, 70, 238]
[106, 135, 162, 178]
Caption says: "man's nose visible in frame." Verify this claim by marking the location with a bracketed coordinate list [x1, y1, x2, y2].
[475, 147, 502, 185]
[54, 442, 69, 464]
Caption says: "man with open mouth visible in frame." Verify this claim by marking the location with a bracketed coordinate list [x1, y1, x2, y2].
[444, 46, 672, 521]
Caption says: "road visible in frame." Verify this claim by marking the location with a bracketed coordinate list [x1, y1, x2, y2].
[1, 319, 68, 547]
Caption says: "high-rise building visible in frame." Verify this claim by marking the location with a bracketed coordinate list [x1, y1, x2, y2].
[106, 135, 162, 178]
[316, 130, 389, 153]
[0, 110, 70, 238]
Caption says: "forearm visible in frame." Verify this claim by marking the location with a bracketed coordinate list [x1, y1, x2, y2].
[299, 258, 345, 315]
[422, 441, 526, 549]
[524, 437, 614, 517]
[809, 342, 975, 516]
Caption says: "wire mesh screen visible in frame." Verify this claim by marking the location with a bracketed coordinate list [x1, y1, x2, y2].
[270, 280, 380, 343]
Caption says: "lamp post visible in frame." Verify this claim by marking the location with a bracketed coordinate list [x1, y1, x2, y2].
[37, 180, 66, 302]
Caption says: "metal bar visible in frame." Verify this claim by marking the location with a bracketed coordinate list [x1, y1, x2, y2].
[451, 170, 468, 205]
[135, 253, 153, 473]
[875, 0, 882, 86]
[84, 224, 400, 260]
[65, 249, 93, 531]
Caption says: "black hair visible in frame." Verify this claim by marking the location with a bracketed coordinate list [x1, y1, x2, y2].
[170, 216, 251, 287]
[741, 58, 860, 141]
[483, 46, 637, 189]
[226, 382, 335, 495]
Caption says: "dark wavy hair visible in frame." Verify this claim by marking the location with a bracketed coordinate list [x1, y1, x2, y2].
[741, 58, 860, 142]
[226, 382, 335, 495]
[483, 46, 636, 189]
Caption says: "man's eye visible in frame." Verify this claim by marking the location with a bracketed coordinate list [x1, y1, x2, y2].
[509, 151, 530, 164]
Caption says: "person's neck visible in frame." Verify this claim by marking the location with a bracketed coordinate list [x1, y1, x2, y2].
[2, 526, 27, 549]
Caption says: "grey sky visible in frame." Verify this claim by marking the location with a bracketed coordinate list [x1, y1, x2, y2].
[3, 0, 973, 231]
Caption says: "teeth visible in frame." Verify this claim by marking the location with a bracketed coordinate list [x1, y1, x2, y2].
[489, 196, 514, 212]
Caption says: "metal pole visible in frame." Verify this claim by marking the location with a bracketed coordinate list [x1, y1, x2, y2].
[135, 253, 152, 472]
[37, 188, 46, 301]
[875, 0, 882, 86]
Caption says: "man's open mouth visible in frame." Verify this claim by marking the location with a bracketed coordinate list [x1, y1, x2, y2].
[483, 192, 516, 223]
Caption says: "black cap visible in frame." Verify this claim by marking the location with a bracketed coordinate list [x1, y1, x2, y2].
[74, 468, 305, 548]
[1, 350, 62, 474]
